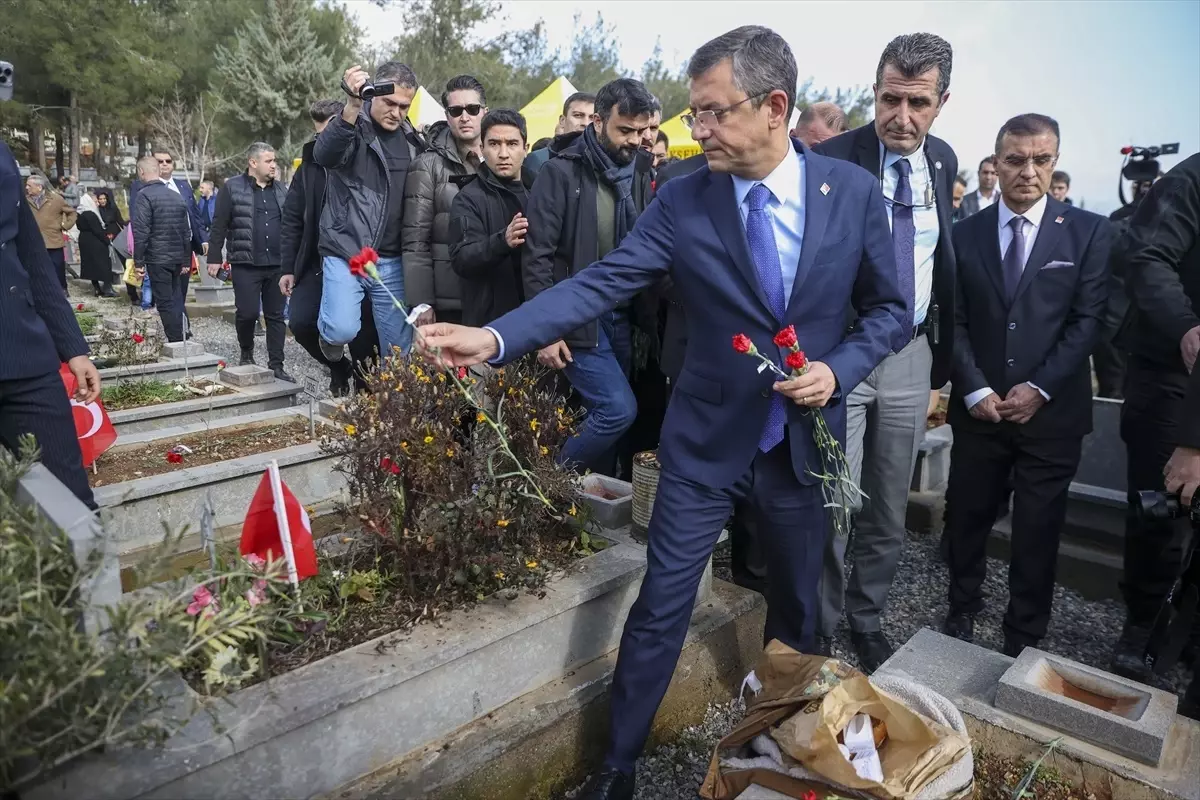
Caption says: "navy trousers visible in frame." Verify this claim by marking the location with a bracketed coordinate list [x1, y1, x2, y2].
[605, 433, 826, 773]
[0, 369, 96, 508]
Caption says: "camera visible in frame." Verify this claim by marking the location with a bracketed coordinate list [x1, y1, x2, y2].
[1, 60, 14, 102]
[1117, 143, 1179, 207]
[1139, 490, 1200, 675]
[1132, 489, 1199, 523]
[341, 77, 395, 101]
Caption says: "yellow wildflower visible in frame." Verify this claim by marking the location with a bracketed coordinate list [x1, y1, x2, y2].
[526, 560, 538, 569]
[437, 372, 446, 382]
[424, 434, 434, 444]
[508, 386, 516, 395]
[530, 419, 539, 431]
[446, 447, 455, 458]
[344, 424, 357, 436]
[476, 411, 487, 423]
[556, 407, 565, 416]
[568, 504, 578, 517]
[540, 446, 549, 456]
[496, 519, 511, 528]
[401, 441, 409, 450]
[494, 570, 505, 580]
[380, 372, 392, 381]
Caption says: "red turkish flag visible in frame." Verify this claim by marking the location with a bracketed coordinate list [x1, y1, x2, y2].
[239, 468, 318, 580]
[59, 363, 117, 467]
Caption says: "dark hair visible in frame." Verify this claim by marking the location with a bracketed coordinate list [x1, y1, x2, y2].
[309, 99, 343, 123]
[688, 25, 798, 116]
[994, 113, 1060, 155]
[481, 108, 527, 143]
[978, 155, 996, 170]
[442, 74, 486, 108]
[876, 33, 953, 99]
[375, 61, 418, 89]
[1051, 170, 1071, 186]
[593, 78, 657, 122]
[151, 147, 174, 158]
[954, 176, 969, 188]
[656, 130, 669, 149]
[531, 137, 553, 152]
[797, 101, 846, 132]
[247, 142, 275, 162]
[562, 92, 596, 118]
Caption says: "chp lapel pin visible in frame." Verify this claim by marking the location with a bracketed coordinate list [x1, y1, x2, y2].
[820, 182, 830, 196]
[1055, 216, 1065, 224]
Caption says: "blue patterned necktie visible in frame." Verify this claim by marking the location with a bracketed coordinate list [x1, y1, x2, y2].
[892, 158, 916, 335]
[745, 183, 786, 453]
[1003, 214, 1027, 302]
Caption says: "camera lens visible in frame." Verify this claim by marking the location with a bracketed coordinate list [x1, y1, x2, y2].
[1134, 491, 1181, 521]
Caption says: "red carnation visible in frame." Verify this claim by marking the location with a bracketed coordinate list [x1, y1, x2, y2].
[732, 333, 753, 354]
[348, 254, 367, 277]
[786, 350, 808, 372]
[380, 456, 393, 472]
[456, 367, 467, 380]
[75, 303, 85, 311]
[390, 462, 401, 474]
[131, 333, 145, 344]
[359, 246, 379, 265]
[217, 360, 227, 369]
[166, 451, 183, 464]
[773, 325, 798, 349]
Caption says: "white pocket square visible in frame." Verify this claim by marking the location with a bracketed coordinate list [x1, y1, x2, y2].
[1041, 260, 1075, 270]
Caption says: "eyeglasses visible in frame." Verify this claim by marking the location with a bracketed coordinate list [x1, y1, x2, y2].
[1001, 154, 1056, 169]
[156, 157, 172, 164]
[448, 104, 483, 118]
[681, 93, 769, 130]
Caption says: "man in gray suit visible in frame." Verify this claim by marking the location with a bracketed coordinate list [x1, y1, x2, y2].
[958, 156, 1000, 217]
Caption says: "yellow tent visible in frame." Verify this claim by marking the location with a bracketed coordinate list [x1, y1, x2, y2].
[520, 76, 580, 147]
[408, 86, 446, 131]
[660, 111, 700, 159]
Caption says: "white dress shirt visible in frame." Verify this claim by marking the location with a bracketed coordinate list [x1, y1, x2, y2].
[730, 145, 806, 302]
[975, 188, 998, 210]
[964, 193, 1051, 410]
[880, 141, 939, 325]
[161, 177, 181, 194]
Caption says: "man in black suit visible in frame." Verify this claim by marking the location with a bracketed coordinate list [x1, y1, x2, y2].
[0, 141, 100, 507]
[942, 114, 1113, 656]
[813, 32, 959, 671]
[958, 156, 1000, 218]
[1109, 151, 1200, 681]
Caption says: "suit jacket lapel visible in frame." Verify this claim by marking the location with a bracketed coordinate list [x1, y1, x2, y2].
[702, 172, 774, 316]
[1012, 197, 1067, 304]
[975, 205, 1007, 303]
[787, 151, 833, 312]
[853, 125, 882, 176]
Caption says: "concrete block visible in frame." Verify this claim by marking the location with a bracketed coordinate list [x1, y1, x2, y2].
[580, 474, 632, 529]
[98, 354, 222, 385]
[911, 423, 952, 492]
[191, 284, 234, 306]
[159, 340, 205, 359]
[16, 464, 120, 636]
[878, 629, 1200, 800]
[220, 364, 274, 387]
[995, 647, 1178, 766]
[108, 381, 300, 435]
[905, 488, 945, 535]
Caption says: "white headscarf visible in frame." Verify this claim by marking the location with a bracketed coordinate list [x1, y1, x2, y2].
[78, 190, 101, 224]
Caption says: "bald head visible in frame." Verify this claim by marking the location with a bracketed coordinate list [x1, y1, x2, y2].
[137, 155, 160, 181]
[791, 101, 846, 147]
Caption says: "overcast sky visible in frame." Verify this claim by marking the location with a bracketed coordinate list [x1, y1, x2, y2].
[344, 0, 1200, 214]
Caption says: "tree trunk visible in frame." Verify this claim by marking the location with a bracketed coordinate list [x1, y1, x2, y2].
[54, 122, 65, 180]
[137, 128, 148, 158]
[30, 117, 45, 169]
[93, 116, 106, 174]
[68, 92, 82, 178]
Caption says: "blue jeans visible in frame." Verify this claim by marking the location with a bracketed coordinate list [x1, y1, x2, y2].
[560, 310, 636, 474]
[318, 254, 411, 356]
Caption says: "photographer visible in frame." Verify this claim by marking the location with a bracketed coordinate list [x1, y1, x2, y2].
[313, 62, 426, 362]
[1110, 151, 1200, 682]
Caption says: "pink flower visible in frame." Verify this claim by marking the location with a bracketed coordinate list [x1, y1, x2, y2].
[245, 579, 268, 607]
[244, 553, 266, 570]
[186, 585, 219, 617]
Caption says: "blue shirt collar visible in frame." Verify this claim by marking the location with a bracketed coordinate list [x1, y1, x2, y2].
[731, 145, 804, 209]
[879, 138, 926, 173]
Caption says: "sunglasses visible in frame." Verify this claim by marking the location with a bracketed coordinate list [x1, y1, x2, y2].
[157, 158, 173, 164]
[447, 104, 483, 118]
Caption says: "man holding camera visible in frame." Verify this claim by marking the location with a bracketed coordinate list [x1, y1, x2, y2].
[314, 62, 427, 361]
[1111, 151, 1200, 683]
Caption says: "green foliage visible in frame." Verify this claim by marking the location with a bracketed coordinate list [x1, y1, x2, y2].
[74, 311, 98, 336]
[0, 441, 302, 791]
[797, 80, 875, 131]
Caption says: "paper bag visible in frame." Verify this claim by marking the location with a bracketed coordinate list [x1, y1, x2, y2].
[701, 640, 969, 800]
[122, 258, 142, 288]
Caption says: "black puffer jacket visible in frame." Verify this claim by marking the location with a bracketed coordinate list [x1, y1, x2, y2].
[281, 139, 326, 283]
[402, 121, 479, 314]
[521, 130, 655, 350]
[208, 173, 288, 265]
[313, 104, 425, 262]
[132, 182, 191, 268]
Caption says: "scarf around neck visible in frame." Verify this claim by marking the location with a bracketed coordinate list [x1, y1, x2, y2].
[581, 125, 638, 242]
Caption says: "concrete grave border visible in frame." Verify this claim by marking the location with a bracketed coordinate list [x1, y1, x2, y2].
[108, 380, 300, 435]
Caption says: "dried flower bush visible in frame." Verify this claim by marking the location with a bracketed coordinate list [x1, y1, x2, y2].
[94, 319, 158, 367]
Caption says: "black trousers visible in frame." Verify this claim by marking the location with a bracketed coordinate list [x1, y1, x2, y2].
[0, 369, 96, 508]
[945, 424, 1082, 644]
[146, 262, 184, 342]
[289, 267, 379, 390]
[232, 264, 286, 370]
[47, 247, 66, 290]
[1120, 358, 1193, 626]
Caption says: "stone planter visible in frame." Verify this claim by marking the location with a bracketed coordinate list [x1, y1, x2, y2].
[108, 381, 300, 435]
[97, 353, 223, 386]
[95, 408, 341, 559]
[580, 474, 633, 529]
[24, 536, 717, 800]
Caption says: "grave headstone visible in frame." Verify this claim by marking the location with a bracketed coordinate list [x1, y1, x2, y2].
[160, 340, 205, 359]
[220, 364, 275, 387]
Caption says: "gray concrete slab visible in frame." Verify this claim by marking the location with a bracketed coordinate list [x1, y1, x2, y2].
[996, 647, 1178, 766]
[108, 381, 300, 435]
[221, 364, 274, 386]
[877, 629, 1200, 800]
[911, 423, 952, 492]
[160, 340, 206, 359]
[98, 354, 222, 385]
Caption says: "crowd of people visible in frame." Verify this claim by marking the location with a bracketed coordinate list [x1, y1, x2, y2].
[2, 22, 1199, 800]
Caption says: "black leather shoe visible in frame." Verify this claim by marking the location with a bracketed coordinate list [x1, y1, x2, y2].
[239, 350, 255, 366]
[273, 368, 295, 383]
[815, 635, 833, 657]
[579, 768, 635, 800]
[942, 612, 975, 642]
[850, 631, 893, 674]
[1109, 622, 1152, 682]
[1003, 636, 1033, 658]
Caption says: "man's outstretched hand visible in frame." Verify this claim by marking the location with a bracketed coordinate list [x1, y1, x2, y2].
[416, 323, 500, 368]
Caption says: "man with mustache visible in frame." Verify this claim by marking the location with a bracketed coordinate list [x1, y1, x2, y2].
[520, 77, 658, 476]
[813, 32, 960, 672]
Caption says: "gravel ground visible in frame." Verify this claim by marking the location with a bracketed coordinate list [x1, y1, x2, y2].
[568, 532, 1194, 800]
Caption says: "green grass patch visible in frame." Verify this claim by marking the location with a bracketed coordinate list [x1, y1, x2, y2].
[74, 312, 99, 335]
[100, 380, 190, 411]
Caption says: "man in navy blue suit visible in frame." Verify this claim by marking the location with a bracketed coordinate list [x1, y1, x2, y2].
[420, 26, 904, 800]
[0, 141, 100, 507]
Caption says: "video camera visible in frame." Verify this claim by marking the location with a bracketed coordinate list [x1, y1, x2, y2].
[1136, 489, 1200, 675]
[1118, 143, 1180, 207]
[340, 77, 394, 101]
